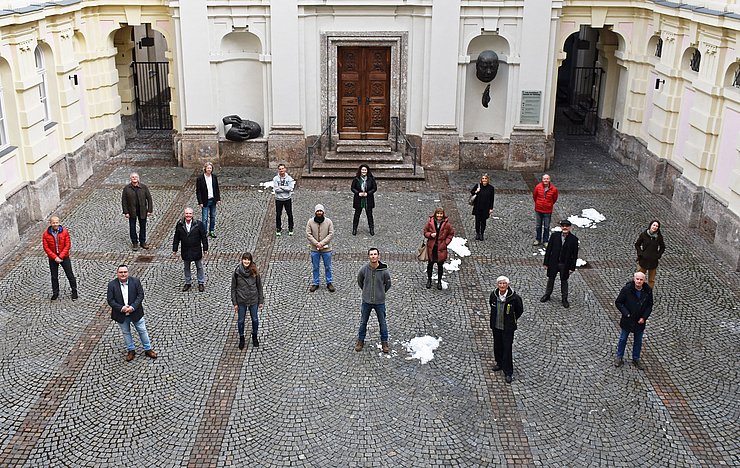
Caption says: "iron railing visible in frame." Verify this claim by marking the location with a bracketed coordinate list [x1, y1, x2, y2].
[306, 116, 336, 174]
[391, 116, 417, 175]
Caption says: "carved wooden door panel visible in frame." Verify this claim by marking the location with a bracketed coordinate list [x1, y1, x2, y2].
[338, 47, 390, 140]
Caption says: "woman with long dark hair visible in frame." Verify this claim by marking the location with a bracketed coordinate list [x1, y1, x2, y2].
[634, 220, 665, 289]
[230, 252, 264, 349]
[470, 173, 495, 241]
[351, 164, 377, 236]
[423, 207, 455, 290]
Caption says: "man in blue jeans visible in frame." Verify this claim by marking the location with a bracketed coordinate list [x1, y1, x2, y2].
[355, 248, 392, 353]
[614, 271, 652, 370]
[306, 204, 335, 292]
[106, 264, 157, 362]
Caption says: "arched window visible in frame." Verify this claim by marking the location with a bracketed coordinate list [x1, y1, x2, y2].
[34, 47, 50, 123]
[733, 64, 740, 88]
[0, 84, 7, 149]
[689, 49, 701, 72]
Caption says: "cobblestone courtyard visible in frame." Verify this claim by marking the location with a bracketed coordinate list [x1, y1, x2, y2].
[0, 131, 738, 467]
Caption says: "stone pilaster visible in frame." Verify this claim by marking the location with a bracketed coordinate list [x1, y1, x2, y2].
[28, 170, 60, 221]
[177, 126, 219, 169]
[671, 177, 704, 228]
[268, 126, 305, 168]
[508, 127, 548, 171]
[714, 211, 740, 271]
[421, 126, 459, 170]
[0, 202, 20, 260]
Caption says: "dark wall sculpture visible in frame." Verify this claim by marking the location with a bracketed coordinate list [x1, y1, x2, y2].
[476, 50, 499, 108]
[223, 115, 262, 141]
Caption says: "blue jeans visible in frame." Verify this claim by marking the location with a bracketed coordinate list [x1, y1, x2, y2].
[118, 316, 152, 351]
[535, 212, 551, 243]
[616, 328, 644, 361]
[202, 199, 217, 232]
[128, 216, 147, 244]
[357, 302, 388, 342]
[310, 251, 333, 285]
[237, 304, 259, 338]
[184, 259, 205, 285]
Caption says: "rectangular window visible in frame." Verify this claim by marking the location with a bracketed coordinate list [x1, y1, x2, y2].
[35, 47, 50, 123]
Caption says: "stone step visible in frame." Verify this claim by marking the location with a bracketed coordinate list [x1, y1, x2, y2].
[324, 152, 404, 163]
[336, 140, 393, 154]
[303, 163, 424, 180]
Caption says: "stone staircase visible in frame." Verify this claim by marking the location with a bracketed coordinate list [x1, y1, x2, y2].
[303, 140, 424, 180]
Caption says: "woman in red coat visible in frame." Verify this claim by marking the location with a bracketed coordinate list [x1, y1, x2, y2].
[423, 207, 455, 290]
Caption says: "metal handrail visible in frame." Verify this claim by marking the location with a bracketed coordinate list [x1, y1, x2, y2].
[306, 116, 336, 174]
[391, 116, 418, 176]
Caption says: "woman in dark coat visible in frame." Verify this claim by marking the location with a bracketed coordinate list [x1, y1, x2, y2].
[634, 220, 665, 289]
[230, 252, 264, 350]
[470, 173, 495, 241]
[423, 207, 455, 290]
[351, 164, 377, 236]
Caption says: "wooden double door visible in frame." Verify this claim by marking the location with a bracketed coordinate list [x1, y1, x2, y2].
[337, 47, 391, 140]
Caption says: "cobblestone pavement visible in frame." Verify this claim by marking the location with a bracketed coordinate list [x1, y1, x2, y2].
[0, 131, 737, 467]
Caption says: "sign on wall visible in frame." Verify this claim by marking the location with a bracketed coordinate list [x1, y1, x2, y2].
[520, 91, 542, 125]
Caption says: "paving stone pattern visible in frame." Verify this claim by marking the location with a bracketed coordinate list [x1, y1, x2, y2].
[0, 132, 737, 467]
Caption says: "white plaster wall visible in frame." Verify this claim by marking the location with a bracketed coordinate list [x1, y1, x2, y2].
[213, 60, 264, 135]
[463, 63, 508, 136]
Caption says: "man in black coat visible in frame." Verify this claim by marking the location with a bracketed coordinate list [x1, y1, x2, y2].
[172, 207, 209, 292]
[106, 264, 157, 362]
[489, 276, 524, 384]
[614, 271, 653, 369]
[540, 219, 579, 308]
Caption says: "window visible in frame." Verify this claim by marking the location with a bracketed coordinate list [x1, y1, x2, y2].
[689, 49, 701, 72]
[733, 65, 740, 88]
[655, 38, 663, 58]
[34, 47, 50, 123]
[0, 89, 7, 149]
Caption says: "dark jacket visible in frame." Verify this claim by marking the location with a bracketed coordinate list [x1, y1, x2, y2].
[351, 175, 377, 210]
[42, 226, 71, 260]
[122, 183, 153, 219]
[231, 265, 264, 306]
[471, 183, 495, 218]
[107, 276, 145, 323]
[532, 182, 559, 214]
[615, 280, 653, 333]
[544, 231, 579, 277]
[635, 230, 665, 270]
[424, 216, 455, 262]
[489, 287, 524, 332]
[357, 261, 391, 304]
[172, 219, 209, 261]
[196, 173, 221, 205]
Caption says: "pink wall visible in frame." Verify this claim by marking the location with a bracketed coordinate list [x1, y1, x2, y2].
[713, 107, 740, 192]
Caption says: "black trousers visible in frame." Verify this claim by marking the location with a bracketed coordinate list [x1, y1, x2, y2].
[493, 328, 515, 377]
[49, 257, 77, 294]
[275, 199, 294, 231]
[353, 207, 374, 228]
[474, 214, 488, 235]
[426, 260, 444, 280]
[545, 263, 570, 299]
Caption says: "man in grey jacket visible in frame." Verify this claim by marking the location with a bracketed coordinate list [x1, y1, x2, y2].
[355, 247, 392, 353]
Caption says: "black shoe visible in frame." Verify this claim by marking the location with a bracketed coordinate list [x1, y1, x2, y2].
[51, 292, 59, 301]
[198, 284, 205, 292]
[71, 290, 78, 300]
[327, 283, 336, 292]
[426, 279, 432, 289]
[505, 375, 513, 384]
[352, 227, 357, 235]
[182, 284, 192, 292]
[562, 299, 570, 308]
[239, 336, 245, 350]
[369, 227, 375, 236]
[492, 364, 502, 372]
[436, 280, 442, 290]
[252, 335, 259, 347]
[540, 294, 550, 303]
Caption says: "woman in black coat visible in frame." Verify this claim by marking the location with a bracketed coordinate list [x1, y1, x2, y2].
[470, 174, 495, 240]
[351, 164, 377, 236]
[634, 219, 665, 289]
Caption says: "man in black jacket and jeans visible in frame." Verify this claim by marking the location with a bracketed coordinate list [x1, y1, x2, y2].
[172, 207, 209, 292]
[541, 219, 579, 308]
[489, 276, 524, 384]
[614, 271, 653, 370]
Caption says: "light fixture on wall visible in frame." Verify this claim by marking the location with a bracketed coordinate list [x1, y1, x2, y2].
[655, 78, 665, 90]
[69, 74, 78, 86]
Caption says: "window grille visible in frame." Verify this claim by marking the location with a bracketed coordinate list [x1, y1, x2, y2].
[655, 38, 663, 58]
[689, 49, 701, 72]
[733, 65, 740, 88]
[34, 47, 50, 123]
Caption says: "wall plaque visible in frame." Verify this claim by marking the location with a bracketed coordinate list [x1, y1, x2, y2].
[520, 91, 542, 125]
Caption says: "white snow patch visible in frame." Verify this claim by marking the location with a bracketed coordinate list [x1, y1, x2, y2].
[581, 208, 606, 223]
[447, 237, 471, 257]
[444, 259, 461, 271]
[567, 215, 593, 228]
[551, 226, 562, 232]
[259, 181, 275, 193]
[402, 336, 441, 364]
[568, 209, 606, 228]
[576, 258, 587, 267]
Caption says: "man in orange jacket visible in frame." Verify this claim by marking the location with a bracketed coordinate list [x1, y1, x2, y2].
[42, 216, 78, 300]
[532, 174, 559, 247]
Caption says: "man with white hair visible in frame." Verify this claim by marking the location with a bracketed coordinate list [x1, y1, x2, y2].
[614, 271, 653, 370]
[489, 276, 524, 384]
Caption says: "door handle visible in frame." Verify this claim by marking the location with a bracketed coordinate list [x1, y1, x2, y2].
[366, 96, 371, 104]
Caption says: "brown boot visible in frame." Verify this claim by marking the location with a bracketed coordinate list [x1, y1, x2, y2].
[354, 340, 364, 352]
[381, 341, 390, 353]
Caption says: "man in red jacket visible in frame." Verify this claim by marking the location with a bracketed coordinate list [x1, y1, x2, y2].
[532, 174, 559, 247]
[42, 216, 78, 300]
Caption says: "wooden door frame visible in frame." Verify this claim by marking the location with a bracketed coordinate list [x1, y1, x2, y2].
[321, 32, 408, 144]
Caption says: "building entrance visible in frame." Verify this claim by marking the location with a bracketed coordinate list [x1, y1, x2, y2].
[337, 47, 390, 140]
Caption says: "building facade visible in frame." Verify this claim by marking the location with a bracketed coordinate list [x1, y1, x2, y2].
[0, 0, 738, 268]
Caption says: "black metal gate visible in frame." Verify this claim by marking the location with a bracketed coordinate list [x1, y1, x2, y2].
[132, 61, 172, 130]
[563, 67, 604, 136]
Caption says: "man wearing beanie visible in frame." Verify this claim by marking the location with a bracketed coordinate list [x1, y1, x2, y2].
[306, 204, 335, 292]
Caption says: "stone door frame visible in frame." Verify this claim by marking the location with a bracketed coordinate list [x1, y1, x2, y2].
[321, 31, 408, 144]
